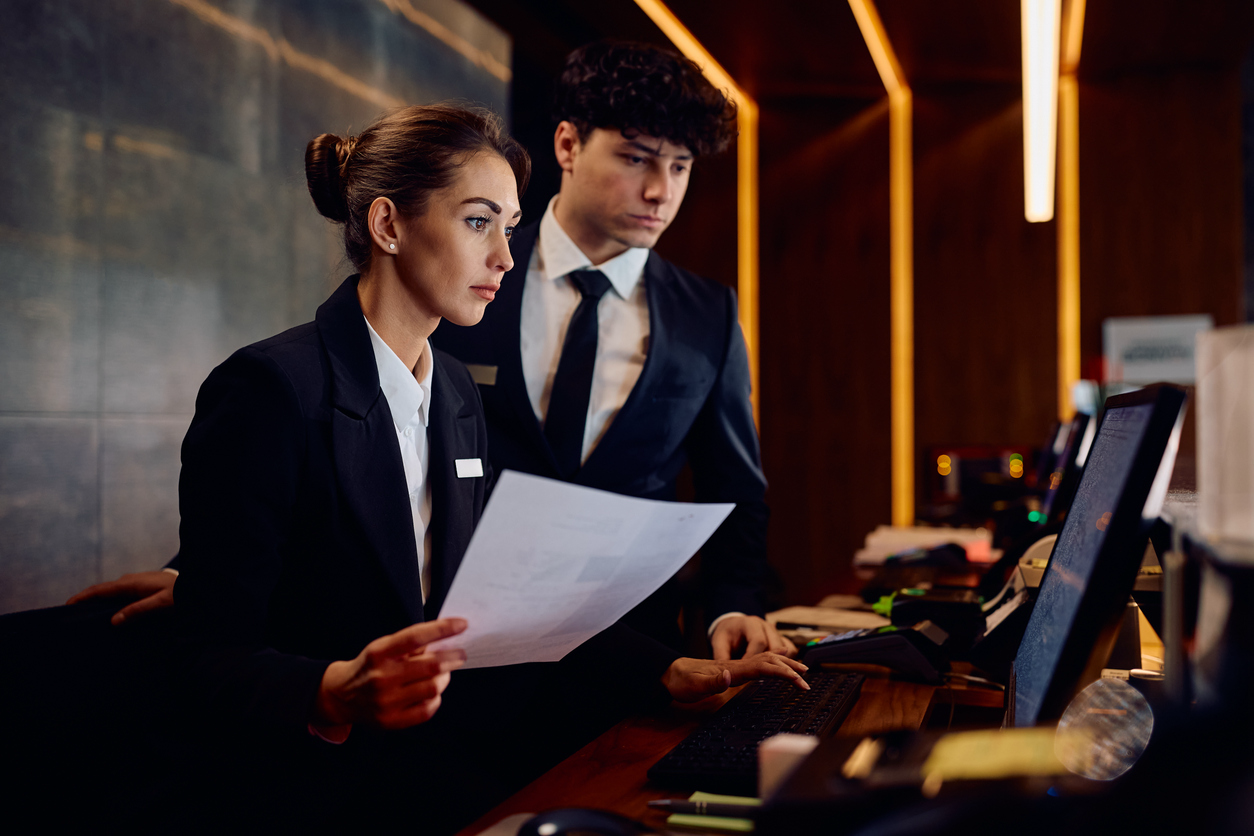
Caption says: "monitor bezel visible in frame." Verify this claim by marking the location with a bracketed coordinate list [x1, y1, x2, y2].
[1011, 383, 1188, 726]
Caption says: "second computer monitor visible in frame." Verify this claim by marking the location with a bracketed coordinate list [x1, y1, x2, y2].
[1010, 384, 1187, 727]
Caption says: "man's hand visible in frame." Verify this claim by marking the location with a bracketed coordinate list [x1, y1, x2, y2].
[312, 618, 469, 738]
[661, 651, 808, 703]
[710, 614, 798, 661]
[66, 570, 177, 626]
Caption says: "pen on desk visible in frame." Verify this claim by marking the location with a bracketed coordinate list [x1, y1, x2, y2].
[646, 800, 760, 819]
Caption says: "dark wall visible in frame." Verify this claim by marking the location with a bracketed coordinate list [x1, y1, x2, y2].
[0, 0, 509, 614]
[913, 85, 1058, 455]
[757, 98, 892, 602]
[1079, 68, 1246, 364]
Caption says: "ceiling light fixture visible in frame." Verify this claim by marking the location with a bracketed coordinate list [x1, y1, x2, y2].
[1022, 0, 1062, 223]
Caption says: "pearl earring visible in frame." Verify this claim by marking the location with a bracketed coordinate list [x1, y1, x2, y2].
[389, 243, 396, 250]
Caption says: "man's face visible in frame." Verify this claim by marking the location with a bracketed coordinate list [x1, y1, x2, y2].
[554, 124, 692, 262]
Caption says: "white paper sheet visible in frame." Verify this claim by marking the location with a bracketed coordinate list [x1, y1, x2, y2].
[432, 470, 734, 669]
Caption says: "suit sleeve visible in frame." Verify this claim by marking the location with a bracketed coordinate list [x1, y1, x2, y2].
[173, 348, 330, 736]
[686, 289, 771, 622]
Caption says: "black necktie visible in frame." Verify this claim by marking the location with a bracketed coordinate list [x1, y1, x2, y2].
[545, 269, 613, 478]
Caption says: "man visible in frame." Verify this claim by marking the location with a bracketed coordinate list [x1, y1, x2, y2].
[431, 39, 792, 665]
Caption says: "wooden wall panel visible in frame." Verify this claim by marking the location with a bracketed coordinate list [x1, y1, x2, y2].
[757, 99, 892, 602]
[1078, 69, 1245, 367]
[912, 87, 1059, 465]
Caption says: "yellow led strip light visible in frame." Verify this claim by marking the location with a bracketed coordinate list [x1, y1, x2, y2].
[849, 0, 915, 527]
[1057, 0, 1085, 420]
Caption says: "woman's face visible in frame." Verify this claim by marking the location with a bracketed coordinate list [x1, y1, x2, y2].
[394, 152, 520, 327]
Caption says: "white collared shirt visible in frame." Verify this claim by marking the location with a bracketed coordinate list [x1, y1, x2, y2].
[520, 196, 651, 465]
[364, 318, 434, 602]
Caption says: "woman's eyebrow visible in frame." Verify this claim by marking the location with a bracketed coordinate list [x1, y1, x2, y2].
[460, 197, 522, 219]
[461, 197, 501, 213]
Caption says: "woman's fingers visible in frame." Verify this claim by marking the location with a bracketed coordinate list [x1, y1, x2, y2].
[367, 617, 468, 662]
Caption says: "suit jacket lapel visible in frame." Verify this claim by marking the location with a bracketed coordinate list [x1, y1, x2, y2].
[319, 277, 425, 624]
[423, 355, 478, 619]
[491, 223, 562, 474]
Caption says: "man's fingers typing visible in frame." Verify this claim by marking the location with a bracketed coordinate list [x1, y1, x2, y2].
[710, 632, 733, 661]
[744, 635, 769, 658]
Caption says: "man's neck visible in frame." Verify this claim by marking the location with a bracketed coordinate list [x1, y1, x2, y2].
[551, 194, 629, 265]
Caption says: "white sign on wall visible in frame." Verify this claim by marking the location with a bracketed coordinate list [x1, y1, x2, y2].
[1103, 315, 1213, 385]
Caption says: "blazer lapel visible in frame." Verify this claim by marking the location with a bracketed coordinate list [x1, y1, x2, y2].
[422, 355, 479, 620]
[490, 223, 562, 474]
[319, 277, 425, 624]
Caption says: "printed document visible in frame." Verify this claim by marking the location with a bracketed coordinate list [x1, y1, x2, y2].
[433, 470, 733, 669]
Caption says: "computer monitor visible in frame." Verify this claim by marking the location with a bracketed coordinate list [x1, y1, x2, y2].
[1009, 384, 1187, 727]
[1038, 411, 1096, 528]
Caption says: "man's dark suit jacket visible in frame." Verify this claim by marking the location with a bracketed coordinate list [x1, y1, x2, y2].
[174, 275, 489, 735]
[431, 221, 770, 664]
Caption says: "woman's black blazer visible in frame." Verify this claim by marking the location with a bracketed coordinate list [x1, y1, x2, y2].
[174, 276, 489, 734]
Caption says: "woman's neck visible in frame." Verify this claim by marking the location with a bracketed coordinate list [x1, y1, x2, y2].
[357, 265, 438, 380]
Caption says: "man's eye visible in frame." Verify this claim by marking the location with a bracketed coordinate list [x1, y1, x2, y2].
[468, 216, 489, 231]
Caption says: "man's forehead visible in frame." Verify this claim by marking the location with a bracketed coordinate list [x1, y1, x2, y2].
[613, 130, 693, 160]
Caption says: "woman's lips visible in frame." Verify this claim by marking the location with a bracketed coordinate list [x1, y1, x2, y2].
[472, 285, 499, 301]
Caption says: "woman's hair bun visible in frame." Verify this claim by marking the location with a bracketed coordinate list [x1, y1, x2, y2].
[305, 133, 353, 222]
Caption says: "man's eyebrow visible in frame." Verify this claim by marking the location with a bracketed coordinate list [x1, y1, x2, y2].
[622, 140, 693, 161]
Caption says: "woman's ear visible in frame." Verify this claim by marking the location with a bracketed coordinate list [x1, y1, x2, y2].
[367, 197, 401, 254]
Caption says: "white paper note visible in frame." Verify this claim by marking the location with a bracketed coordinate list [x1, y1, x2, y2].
[432, 470, 734, 669]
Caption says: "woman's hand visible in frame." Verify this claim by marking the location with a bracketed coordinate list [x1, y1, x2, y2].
[660, 652, 809, 703]
[311, 618, 469, 738]
[66, 570, 177, 626]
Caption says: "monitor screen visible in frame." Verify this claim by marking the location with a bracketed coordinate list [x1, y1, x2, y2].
[1012, 389, 1182, 727]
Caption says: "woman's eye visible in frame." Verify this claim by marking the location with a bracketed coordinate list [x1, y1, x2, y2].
[468, 216, 489, 231]
[504, 225, 515, 240]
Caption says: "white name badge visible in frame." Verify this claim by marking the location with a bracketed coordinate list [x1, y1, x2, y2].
[455, 458, 484, 479]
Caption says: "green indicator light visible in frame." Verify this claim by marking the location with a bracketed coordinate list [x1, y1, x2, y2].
[1028, 510, 1043, 523]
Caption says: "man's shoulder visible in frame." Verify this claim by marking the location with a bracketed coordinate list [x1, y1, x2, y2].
[646, 251, 736, 308]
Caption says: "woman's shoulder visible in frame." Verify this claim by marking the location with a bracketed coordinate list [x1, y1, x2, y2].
[205, 321, 327, 406]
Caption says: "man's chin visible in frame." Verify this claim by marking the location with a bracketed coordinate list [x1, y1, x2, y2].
[614, 227, 665, 251]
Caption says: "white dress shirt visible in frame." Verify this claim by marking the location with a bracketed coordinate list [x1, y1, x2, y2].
[364, 317, 434, 602]
[519, 199, 744, 637]
[520, 196, 651, 464]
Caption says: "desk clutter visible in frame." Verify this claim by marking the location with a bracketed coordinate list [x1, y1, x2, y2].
[483, 372, 1254, 836]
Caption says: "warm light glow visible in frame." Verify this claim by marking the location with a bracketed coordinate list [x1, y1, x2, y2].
[1057, 0, 1085, 420]
[633, 0, 760, 425]
[849, 0, 914, 527]
[937, 455, 952, 476]
[1021, 0, 1062, 222]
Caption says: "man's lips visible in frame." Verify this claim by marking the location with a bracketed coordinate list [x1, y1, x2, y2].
[628, 214, 665, 229]
[471, 284, 500, 301]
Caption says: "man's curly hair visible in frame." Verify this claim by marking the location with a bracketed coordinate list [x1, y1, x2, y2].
[552, 40, 738, 156]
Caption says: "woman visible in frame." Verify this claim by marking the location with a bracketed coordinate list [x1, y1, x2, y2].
[172, 104, 526, 826]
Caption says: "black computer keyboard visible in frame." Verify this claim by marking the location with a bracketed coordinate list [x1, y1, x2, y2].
[646, 670, 865, 795]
